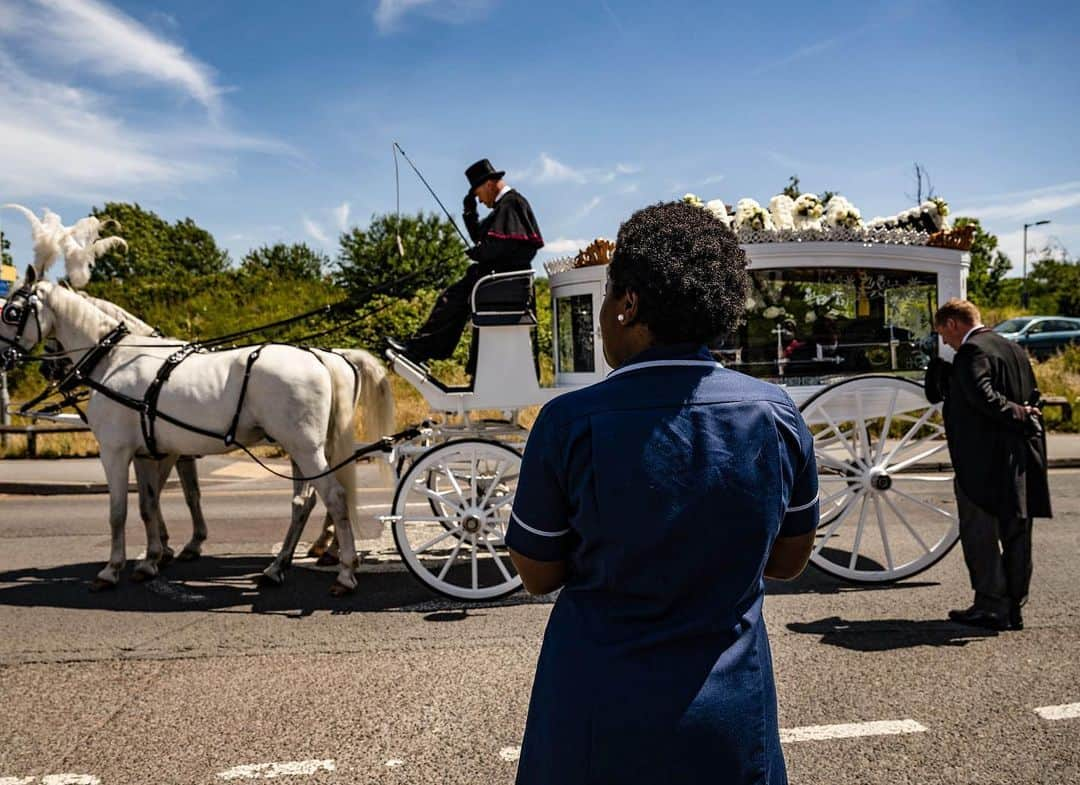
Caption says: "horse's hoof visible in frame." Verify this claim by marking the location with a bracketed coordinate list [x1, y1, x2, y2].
[89, 578, 116, 593]
[329, 581, 355, 596]
[177, 549, 201, 562]
[316, 552, 340, 567]
[306, 545, 327, 559]
[159, 550, 175, 566]
[130, 569, 154, 583]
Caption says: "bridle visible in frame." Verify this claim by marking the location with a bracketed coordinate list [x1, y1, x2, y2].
[0, 281, 42, 372]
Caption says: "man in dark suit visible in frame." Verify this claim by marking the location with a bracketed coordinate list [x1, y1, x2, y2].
[925, 299, 1052, 631]
[388, 158, 543, 364]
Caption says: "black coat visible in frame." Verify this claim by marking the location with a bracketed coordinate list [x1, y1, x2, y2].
[463, 189, 544, 274]
[925, 328, 1052, 519]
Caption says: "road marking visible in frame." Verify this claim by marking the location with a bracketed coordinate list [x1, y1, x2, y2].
[499, 747, 521, 762]
[779, 719, 927, 743]
[384, 760, 405, 769]
[1034, 702, 1080, 721]
[0, 777, 35, 785]
[216, 760, 335, 780]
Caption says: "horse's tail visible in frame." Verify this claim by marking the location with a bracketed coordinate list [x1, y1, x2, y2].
[335, 348, 395, 484]
[322, 351, 381, 541]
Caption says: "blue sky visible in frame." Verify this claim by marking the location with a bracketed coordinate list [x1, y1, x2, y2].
[1, 0, 1078, 277]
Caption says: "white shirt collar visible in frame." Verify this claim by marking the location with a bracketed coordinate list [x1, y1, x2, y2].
[961, 324, 984, 345]
[495, 185, 512, 202]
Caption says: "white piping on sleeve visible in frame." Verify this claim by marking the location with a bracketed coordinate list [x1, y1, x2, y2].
[511, 510, 570, 538]
[786, 494, 819, 513]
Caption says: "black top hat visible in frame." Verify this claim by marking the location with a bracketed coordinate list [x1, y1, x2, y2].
[465, 159, 505, 191]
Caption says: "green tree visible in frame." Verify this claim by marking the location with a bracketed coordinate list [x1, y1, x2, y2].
[782, 175, 801, 200]
[952, 217, 1012, 306]
[334, 212, 468, 305]
[1026, 257, 1080, 315]
[241, 243, 327, 280]
[87, 202, 230, 283]
[1, 229, 12, 267]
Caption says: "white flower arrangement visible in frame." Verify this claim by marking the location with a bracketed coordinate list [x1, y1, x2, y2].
[735, 198, 774, 231]
[682, 193, 704, 209]
[705, 199, 732, 227]
[825, 195, 862, 229]
[920, 198, 950, 231]
[763, 306, 785, 320]
[792, 193, 824, 230]
[768, 195, 795, 231]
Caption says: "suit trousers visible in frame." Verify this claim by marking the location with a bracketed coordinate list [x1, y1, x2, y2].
[954, 480, 1033, 615]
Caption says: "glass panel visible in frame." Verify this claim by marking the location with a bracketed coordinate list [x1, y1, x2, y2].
[994, 318, 1032, 333]
[713, 267, 938, 383]
[555, 294, 595, 373]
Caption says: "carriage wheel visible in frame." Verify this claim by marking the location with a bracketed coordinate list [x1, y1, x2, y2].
[391, 439, 522, 600]
[799, 376, 959, 583]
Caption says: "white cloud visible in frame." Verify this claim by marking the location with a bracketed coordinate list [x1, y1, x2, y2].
[0, 54, 209, 199]
[302, 216, 331, 246]
[996, 224, 1078, 275]
[333, 201, 351, 231]
[514, 154, 639, 187]
[575, 196, 602, 219]
[954, 181, 1080, 222]
[374, 0, 495, 33]
[539, 238, 588, 256]
[1, 0, 221, 113]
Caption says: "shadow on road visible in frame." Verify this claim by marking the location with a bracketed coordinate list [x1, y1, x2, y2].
[0, 556, 551, 616]
[766, 563, 939, 596]
[787, 615, 999, 651]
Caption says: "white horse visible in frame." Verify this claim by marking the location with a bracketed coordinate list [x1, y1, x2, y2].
[74, 292, 395, 566]
[2, 267, 371, 594]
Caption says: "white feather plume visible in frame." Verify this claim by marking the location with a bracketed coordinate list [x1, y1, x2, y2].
[2, 203, 67, 276]
[60, 222, 127, 289]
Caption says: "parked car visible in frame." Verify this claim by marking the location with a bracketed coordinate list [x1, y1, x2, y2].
[992, 315, 1080, 360]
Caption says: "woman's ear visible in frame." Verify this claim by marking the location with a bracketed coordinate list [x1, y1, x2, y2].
[623, 289, 640, 324]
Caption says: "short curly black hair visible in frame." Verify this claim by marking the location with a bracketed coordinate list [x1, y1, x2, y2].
[608, 201, 749, 344]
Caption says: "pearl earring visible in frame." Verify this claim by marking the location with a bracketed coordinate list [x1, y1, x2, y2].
[617, 315, 625, 322]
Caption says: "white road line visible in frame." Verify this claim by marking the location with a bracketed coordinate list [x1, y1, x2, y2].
[216, 760, 335, 780]
[780, 719, 927, 743]
[1034, 702, 1080, 721]
[499, 747, 521, 762]
[384, 760, 405, 769]
[0, 777, 35, 785]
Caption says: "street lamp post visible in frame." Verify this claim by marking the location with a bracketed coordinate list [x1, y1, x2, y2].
[1022, 219, 1051, 309]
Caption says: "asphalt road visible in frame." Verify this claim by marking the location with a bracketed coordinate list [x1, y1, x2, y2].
[0, 470, 1078, 784]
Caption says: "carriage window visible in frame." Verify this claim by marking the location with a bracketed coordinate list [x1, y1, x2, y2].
[555, 294, 595, 373]
[713, 267, 938, 383]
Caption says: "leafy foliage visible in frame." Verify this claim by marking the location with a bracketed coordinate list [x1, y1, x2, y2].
[952, 216, 1012, 306]
[1, 230, 12, 267]
[1026, 257, 1080, 316]
[782, 175, 800, 200]
[88, 202, 230, 283]
[334, 212, 469, 306]
[241, 243, 327, 280]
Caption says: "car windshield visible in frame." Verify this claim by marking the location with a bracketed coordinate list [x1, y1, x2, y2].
[993, 318, 1032, 333]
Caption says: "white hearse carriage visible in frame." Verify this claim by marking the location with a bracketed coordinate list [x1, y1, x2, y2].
[388, 207, 972, 601]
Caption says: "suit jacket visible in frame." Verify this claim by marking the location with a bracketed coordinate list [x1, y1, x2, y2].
[925, 328, 1051, 519]
[463, 189, 544, 274]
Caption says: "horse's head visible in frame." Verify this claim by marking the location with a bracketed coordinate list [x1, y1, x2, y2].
[0, 265, 54, 371]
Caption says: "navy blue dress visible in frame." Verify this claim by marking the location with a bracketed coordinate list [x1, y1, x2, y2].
[506, 344, 818, 785]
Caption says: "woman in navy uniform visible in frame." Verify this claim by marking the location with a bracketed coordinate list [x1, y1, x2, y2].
[507, 201, 819, 785]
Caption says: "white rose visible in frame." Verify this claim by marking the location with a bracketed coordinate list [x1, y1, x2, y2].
[763, 306, 783, 319]
[805, 312, 817, 323]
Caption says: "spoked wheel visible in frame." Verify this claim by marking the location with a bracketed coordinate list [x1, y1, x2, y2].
[799, 376, 959, 583]
[391, 439, 522, 600]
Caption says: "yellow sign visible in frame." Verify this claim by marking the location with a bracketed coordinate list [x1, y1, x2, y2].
[0, 264, 15, 283]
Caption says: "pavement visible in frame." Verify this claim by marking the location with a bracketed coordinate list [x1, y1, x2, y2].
[1, 471, 1078, 784]
[3, 434, 1080, 495]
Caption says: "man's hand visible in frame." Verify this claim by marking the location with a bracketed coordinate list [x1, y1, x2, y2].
[463, 191, 477, 213]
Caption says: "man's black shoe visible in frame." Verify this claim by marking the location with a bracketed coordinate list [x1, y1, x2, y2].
[948, 606, 1007, 631]
[1008, 605, 1024, 631]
